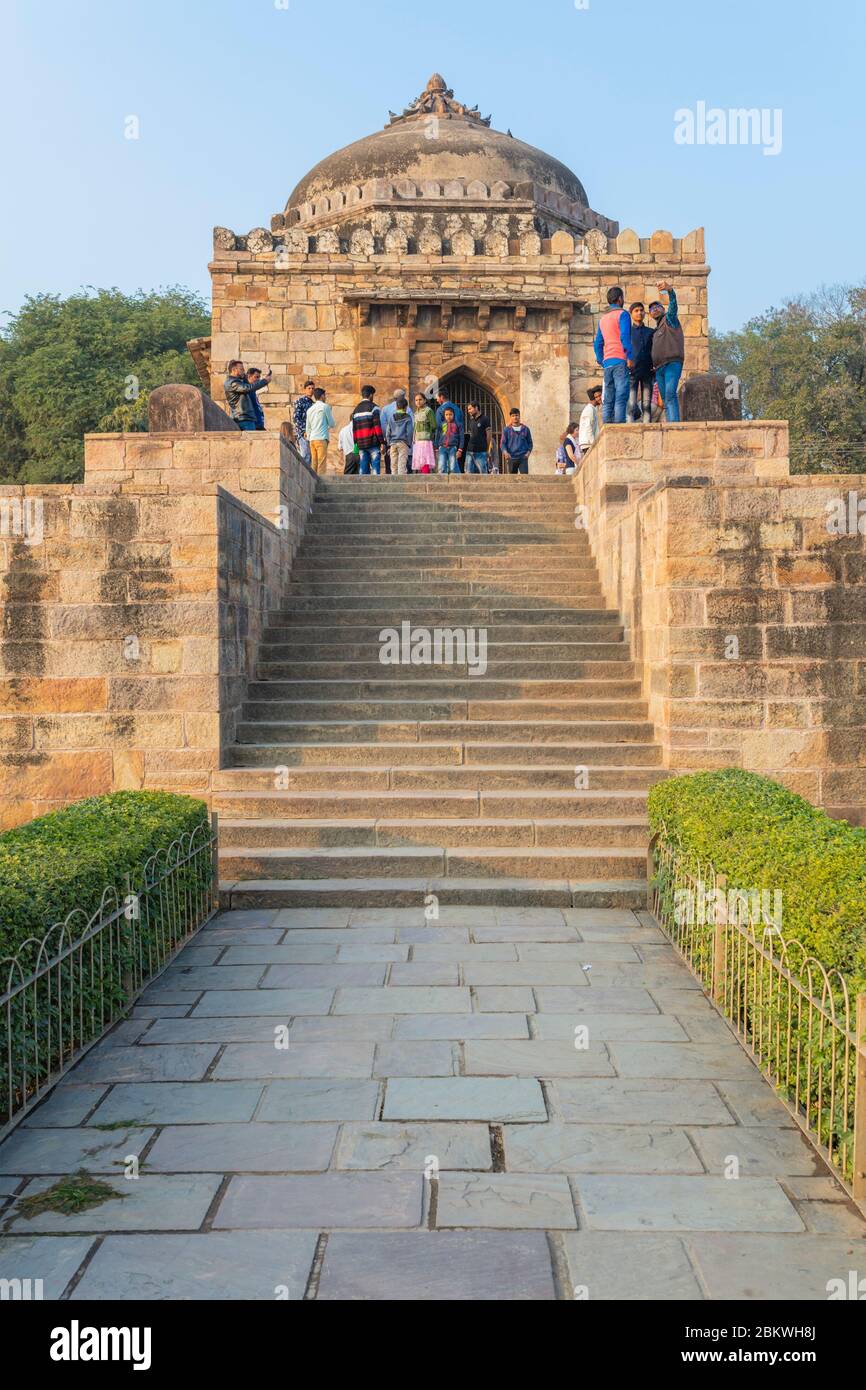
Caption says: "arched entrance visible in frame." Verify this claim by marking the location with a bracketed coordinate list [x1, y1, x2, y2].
[439, 371, 506, 471]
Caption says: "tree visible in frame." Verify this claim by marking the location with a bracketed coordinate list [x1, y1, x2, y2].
[0, 287, 211, 484]
[710, 284, 866, 474]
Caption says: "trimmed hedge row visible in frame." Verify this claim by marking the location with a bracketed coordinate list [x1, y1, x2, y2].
[0, 792, 211, 962]
[647, 769, 866, 996]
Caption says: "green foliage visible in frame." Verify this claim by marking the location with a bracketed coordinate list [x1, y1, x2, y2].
[710, 284, 866, 474]
[0, 790, 210, 959]
[0, 287, 211, 484]
[648, 769, 866, 993]
[16, 1171, 122, 1218]
[0, 793, 213, 1127]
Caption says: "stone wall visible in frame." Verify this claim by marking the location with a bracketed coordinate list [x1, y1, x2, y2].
[575, 423, 866, 823]
[0, 426, 315, 828]
[209, 225, 709, 474]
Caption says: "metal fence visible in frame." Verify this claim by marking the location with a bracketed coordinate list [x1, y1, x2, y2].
[648, 830, 866, 1199]
[1, 814, 219, 1138]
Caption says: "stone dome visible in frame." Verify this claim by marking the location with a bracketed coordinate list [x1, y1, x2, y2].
[286, 74, 589, 212]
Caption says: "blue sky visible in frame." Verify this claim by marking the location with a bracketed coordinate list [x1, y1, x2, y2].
[1, 0, 863, 332]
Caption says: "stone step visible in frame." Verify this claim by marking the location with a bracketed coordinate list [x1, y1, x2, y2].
[218, 817, 649, 850]
[211, 789, 649, 819]
[278, 595, 615, 614]
[214, 763, 667, 791]
[234, 718, 655, 747]
[286, 582, 598, 598]
[223, 741, 662, 769]
[259, 634, 625, 662]
[256, 660, 634, 680]
[263, 620, 618, 644]
[266, 609, 615, 628]
[217, 844, 648, 881]
[242, 698, 648, 723]
[244, 678, 643, 701]
[291, 561, 598, 578]
[220, 877, 648, 910]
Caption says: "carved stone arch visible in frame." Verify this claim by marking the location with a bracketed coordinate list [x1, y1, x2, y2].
[435, 353, 513, 421]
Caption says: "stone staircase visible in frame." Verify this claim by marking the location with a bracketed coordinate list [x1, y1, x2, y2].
[216, 475, 665, 909]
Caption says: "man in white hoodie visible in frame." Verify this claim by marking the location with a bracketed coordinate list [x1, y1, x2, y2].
[578, 384, 602, 453]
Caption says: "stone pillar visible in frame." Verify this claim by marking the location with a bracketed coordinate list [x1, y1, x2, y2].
[520, 345, 571, 475]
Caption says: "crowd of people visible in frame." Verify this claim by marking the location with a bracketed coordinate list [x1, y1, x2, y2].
[221, 281, 684, 477]
[289, 382, 535, 477]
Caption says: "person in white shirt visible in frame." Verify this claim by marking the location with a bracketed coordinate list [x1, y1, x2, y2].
[578, 385, 602, 452]
[304, 388, 336, 474]
[339, 419, 358, 474]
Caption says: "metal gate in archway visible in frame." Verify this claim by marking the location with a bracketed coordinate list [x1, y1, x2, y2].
[439, 372, 505, 471]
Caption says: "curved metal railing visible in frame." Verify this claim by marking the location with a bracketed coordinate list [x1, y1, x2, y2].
[647, 828, 866, 1198]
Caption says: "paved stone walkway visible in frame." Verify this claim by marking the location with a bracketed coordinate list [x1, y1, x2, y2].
[1, 906, 864, 1301]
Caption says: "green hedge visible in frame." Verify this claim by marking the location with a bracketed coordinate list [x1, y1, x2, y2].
[648, 769, 866, 995]
[0, 791, 210, 961]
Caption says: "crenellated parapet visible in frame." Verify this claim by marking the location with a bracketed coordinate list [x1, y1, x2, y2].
[211, 220, 705, 267]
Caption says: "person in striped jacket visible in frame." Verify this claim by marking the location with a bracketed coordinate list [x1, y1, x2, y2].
[351, 385, 385, 477]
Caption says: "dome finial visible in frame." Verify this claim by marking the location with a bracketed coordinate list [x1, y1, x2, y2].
[388, 76, 492, 128]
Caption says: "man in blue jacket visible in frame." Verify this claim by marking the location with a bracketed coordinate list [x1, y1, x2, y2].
[500, 408, 534, 474]
[627, 304, 655, 423]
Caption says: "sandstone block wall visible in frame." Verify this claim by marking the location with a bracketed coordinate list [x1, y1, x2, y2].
[575, 423, 866, 823]
[0, 429, 315, 828]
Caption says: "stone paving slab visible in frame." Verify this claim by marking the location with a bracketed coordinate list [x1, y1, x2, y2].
[335, 987, 471, 1014]
[436, 1172, 577, 1229]
[145, 1122, 338, 1173]
[608, 1043, 759, 1080]
[7, 1174, 220, 1232]
[464, 1040, 615, 1078]
[687, 1232, 866, 1300]
[530, 1013, 688, 1042]
[191, 989, 334, 1016]
[0, 1126, 153, 1176]
[336, 1123, 492, 1171]
[563, 1232, 703, 1300]
[69, 1044, 219, 1083]
[89, 1081, 263, 1126]
[286, 1016, 395, 1042]
[383, 1077, 546, 1122]
[162, 966, 266, 991]
[388, 962, 460, 986]
[689, 1125, 823, 1177]
[472, 986, 535, 1012]
[534, 986, 659, 1012]
[550, 1078, 735, 1126]
[71, 1231, 319, 1301]
[503, 1123, 704, 1174]
[373, 1042, 456, 1077]
[257, 1081, 380, 1122]
[262, 963, 387, 988]
[316, 1230, 557, 1300]
[574, 1175, 805, 1232]
[22, 1084, 108, 1127]
[394, 1013, 530, 1040]
[214, 1173, 424, 1229]
[213, 1042, 376, 1080]
[0, 1235, 96, 1299]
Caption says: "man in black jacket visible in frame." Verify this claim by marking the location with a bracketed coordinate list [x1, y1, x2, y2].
[224, 360, 272, 430]
[627, 304, 655, 424]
